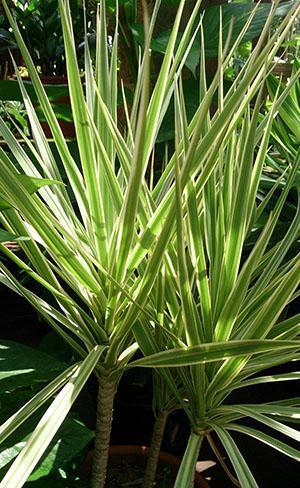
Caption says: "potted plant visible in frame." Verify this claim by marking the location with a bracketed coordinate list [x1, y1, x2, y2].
[133, 74, 300, 486]
[0, 0, 299, 486]
[130, 4, 300, 485]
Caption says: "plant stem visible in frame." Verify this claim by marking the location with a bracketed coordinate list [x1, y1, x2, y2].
[91, 376, 117, 488]
[143, 410, 169, 488]
[206, 433, 240, 487]
[174, 432, 203, 488]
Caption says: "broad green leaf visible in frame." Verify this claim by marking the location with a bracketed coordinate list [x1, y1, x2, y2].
[0, 345, 103, 488]
[0, 365, 78, 445]
[27, 417, 94, 481]
[0, 415, 93, 480]
[0, 341, 65, 393]
[134, 2, 294, 64]
[133, 27, 201, 76]
[0, 172, 64, 211]
[0, 80, 69, 103]
[203, 1, 295, 57]
[0, 442, 26, 471]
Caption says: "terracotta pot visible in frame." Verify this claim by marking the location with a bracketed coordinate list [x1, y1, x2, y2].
[79, 445, 209, 487]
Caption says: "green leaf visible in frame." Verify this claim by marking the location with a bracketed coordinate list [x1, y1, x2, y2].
[0, 174, 64, 211]
[0, 442, 26, 471]
[144, 28, 201, 75]
[35, 104, 73, 123]
[222, 405, 300, 442]
[0, 4, 299, 486]
[28, 417, 94, 481]
[3, 1, 89, 228]
[129, 340, 300, 368]
[38, 333, 74, 364]
[134, 2, 294, 66]
[157, 78, 200, 143]
[214, 426, 258, 488]
[203, 1, 295, 58]
[267, 73, 300, 143]
[0, 150, 103, 294]
[0, 365, 79, 446]
[174, 433, 202, 487]
[0, 414, 93, 479]
[230, 372, 300, 391]
[0, 345, 103, 487]
[0, 341, 66, 393]
[59, 0, 109, 265]
[0, 229, 28, 242]
[16, 175, 64, 194]
[227, 423, 300, 461]
[0, 80, 69, 103]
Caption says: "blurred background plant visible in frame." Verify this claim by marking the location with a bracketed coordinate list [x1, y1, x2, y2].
[0, 338, 94, 487]
[0, 0, 91, 77]
[0, 100, 29, 135]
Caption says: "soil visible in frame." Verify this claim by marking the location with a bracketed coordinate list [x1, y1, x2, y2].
[106, 461, 173, 488]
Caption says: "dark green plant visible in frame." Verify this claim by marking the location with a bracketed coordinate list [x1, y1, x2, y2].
[0, 339, 94, 485]
[1, 0, 87, 76]
[0, 100, 29, 135]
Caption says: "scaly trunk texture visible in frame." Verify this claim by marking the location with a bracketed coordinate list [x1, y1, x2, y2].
[91, 376, 117, 488]
[143, 410, 169, 488]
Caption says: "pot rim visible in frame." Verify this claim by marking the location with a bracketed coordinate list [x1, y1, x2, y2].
[82, 445, 209, 487]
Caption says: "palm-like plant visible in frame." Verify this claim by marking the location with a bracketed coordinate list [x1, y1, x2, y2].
[0, 0, 299, 487]
[131, 10, 300, 488]
[134, 92, 300, 484]
[0, 1, 205, 485]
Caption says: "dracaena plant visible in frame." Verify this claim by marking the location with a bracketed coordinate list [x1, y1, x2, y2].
[0, 0, 299, 487]
[130, 12, 300, 488]
[0, 1, 204, 485]
[134, 102, 300, 485]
